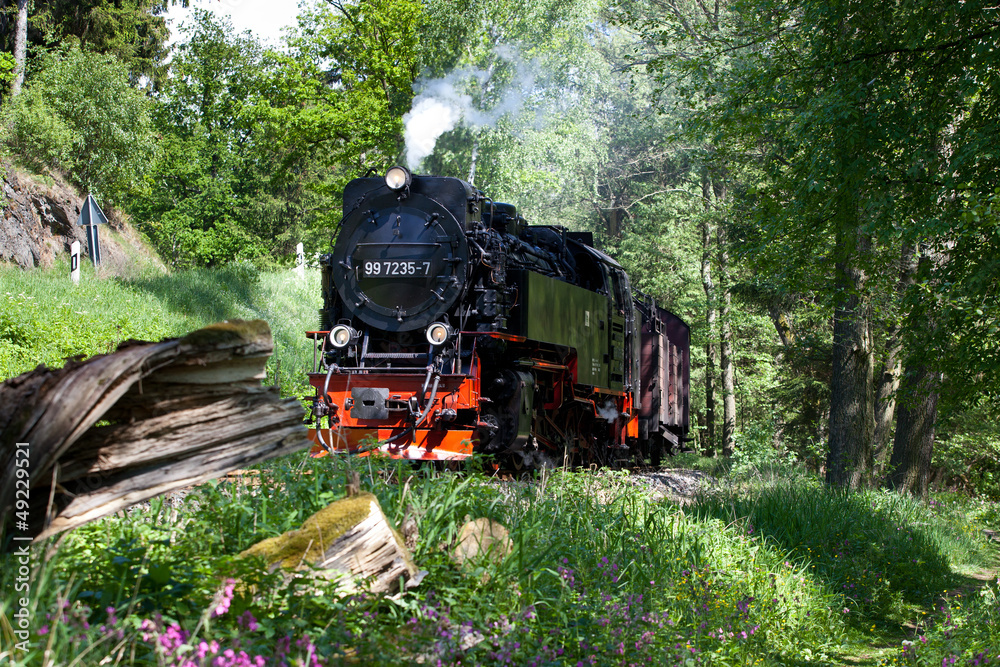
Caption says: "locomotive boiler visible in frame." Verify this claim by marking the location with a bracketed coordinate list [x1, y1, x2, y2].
[306, 167, 689, 467]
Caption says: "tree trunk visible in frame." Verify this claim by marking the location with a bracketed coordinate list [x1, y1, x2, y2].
[700, 171, 717, 457]
[10, 0, 27, 97]
[887, 364, 940, 498]
[717, 226, 736, 457]
[826, 232, 875, 489]
[887, 248, 941, 498]
[874, 243, 917, 467]
[769, 308, 795, 348]
[873, 353, 901, 466]
[714, 177, 736, 457]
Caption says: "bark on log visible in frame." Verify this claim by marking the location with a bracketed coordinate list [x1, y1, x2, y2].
[0, 320, 309, 543]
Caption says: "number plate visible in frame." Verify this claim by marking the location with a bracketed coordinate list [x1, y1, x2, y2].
[362, 260, 432, 277]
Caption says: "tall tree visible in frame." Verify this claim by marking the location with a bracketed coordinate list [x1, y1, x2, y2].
[888, 362, 941, 498]
[1, 0, 183, 84]
[131, 0, 426, 265]
[714, 179, 736, 456]
[700, 175, 717, 456]
[10, 0, 25, 96]
[6, 46, 155, 204]
[130, 10, 270, 266]
[630, 0, 1000, 486]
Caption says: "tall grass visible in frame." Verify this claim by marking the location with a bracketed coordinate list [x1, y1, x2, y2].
[690, 472, 996, 624]
[5, 456, 999, 665]
[0, 458, 844, 665]
[0, 260, 320, 396]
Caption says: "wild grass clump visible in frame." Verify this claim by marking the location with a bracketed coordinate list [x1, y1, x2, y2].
[690, 476, 996, 624]
[0, 259, 182, 377]
[879, 580, 1000, 667]
[2, 457, 853, 666]
[870, 494, 1000, 666]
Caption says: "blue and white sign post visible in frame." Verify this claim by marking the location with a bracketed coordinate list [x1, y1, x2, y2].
[77, 195, 108, 267]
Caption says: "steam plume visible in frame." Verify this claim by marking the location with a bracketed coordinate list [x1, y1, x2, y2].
[403, 46, 538, 170]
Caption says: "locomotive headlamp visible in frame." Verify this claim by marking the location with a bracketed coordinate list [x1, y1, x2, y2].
[329, 325, 358, 348]
[425, 322, 454, 346]
[385, 166, 412, 191]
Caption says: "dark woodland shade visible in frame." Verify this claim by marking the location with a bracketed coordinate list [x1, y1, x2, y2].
[0, 0, 171, 81]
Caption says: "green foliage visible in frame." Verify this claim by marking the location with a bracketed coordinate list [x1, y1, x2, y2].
[131, 1, 426, 266]
[724, 419, 795, 476]
[922, 188, 1000, 400]
[27, 0, 171, 82]
[128, 11, 274, 267]
[691, 478, 995, 622]
[644, 0, 1000, 387]
[932, 402, 1000, 500]
[0, 51, 15, 84]
[268, 0, 425, 222]
[4, 46, 155, 206]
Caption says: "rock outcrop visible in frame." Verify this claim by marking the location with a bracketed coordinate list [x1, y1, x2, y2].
[0, 167, 148, 272]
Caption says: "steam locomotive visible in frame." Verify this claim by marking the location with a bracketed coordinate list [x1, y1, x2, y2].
[306, 167, 689, 467]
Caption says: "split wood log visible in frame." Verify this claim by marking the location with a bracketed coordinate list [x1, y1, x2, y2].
[0, 320, 310, 543]
[239, 492, 421, 595]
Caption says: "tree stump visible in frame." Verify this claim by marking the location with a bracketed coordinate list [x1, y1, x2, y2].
[240, 492, 419, 595]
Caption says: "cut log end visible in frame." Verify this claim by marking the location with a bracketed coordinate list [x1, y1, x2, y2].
[239, 493, 419, 595]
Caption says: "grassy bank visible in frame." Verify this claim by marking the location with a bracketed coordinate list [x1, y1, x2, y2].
[0, 260, 321, 397]
[1, 459, 997, 666]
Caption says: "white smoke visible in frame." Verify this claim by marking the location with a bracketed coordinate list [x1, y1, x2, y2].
[598, 401, 620, 423]
[402, 79, 473, 169]
[403, 46, 540, 170]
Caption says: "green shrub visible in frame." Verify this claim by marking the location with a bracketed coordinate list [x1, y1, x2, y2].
[4, 46, 155, 206]
[933, 431, 1000, 500]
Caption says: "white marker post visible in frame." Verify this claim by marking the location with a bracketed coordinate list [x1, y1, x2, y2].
[295, 242, 306, 278]
[70, 241, 80, 284]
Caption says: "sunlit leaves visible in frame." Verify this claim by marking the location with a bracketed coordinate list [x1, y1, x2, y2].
[4, 46, 155, 206]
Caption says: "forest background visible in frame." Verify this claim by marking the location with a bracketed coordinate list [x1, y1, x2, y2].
[0, 0, 998, 499]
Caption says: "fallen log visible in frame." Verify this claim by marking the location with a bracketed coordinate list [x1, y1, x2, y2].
[0, 320, 310, 543]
